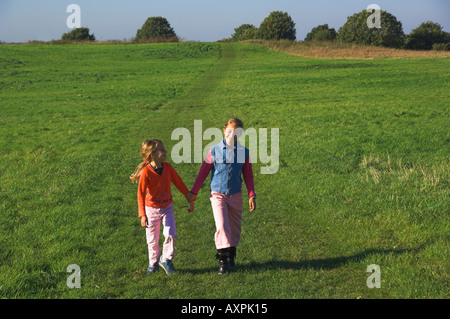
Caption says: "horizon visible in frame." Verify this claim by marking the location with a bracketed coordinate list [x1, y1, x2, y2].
[0, 0, 449, 43]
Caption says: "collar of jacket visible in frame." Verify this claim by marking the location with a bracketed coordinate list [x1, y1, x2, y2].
[220, 138, 245, 151]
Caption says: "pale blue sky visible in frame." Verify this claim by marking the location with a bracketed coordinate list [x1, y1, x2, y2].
[0, 0, 449, 42]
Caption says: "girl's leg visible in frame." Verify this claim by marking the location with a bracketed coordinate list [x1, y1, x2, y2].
[227, 192, 243, 248]
[161, 204, 177, 261]
[145, 206, 162, 265]
[210, 192, 231, 249]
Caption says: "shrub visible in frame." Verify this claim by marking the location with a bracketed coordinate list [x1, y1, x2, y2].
[61, 27, 95, 41]
[242, 27, 260, 40]
[305, 24, 336, 41]
[232, 24, 258, 41]
[259, 11, 296, 41]
[405, 21, 448, 50]
[337, 10, 404, 48]
[432, 43, 449, 51]
[136, 17, 177, 41]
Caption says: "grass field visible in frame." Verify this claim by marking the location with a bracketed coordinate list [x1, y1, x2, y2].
[0, 41, 448, 299]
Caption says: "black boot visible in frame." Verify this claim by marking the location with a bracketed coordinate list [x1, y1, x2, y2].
[215, 248, 230, 275]
[227, 247, 236, 269]
[218, 259, 229, 275]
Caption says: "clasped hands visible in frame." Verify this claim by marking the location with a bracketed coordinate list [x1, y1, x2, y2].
[185, 191, 197, 213]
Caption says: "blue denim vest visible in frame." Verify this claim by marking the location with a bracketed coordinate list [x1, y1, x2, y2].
[210, 139, 249, 195]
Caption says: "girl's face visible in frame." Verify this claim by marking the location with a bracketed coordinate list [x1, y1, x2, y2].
[151, 143, 167, 162]
[223, 123, 241, 146]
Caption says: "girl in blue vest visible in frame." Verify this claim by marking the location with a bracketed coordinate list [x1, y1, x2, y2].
[188, 118, 256, 275]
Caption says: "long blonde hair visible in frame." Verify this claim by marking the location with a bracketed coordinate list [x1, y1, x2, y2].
[130, 139, 162, 182]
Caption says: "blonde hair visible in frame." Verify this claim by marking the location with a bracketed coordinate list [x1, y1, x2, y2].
[223, 118, 244, 130]
[130, 139, 162, 182]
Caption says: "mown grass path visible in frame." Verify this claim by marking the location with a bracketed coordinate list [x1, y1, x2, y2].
[161, 42, 238, 113]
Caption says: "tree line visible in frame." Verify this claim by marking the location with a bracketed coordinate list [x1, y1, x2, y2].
[61, 10, 449, 51]
[230, 10, 449, 51]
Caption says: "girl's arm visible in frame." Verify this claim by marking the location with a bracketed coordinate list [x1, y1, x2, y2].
[168, 164, 195, 212]
[137, 168, 149, 218]
[242, 154, 256, 198]
[168, 163, 189, 196]
[190, 149, 214, 195]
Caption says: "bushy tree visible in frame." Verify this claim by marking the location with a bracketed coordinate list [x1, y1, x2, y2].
[136, 17, 177, 40]
[241, 27, 259, 40]
[61, 27, 95, 41]
[259, 11, 296, 40]
[305, 24, 336, 41]
[232, 24, 258, 41]
[405, 21, 448, 50]
[337, 10, 404, 48]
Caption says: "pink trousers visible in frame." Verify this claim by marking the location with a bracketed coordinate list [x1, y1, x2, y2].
[210, 191, 243, 249]
[145, 204, 177, 265]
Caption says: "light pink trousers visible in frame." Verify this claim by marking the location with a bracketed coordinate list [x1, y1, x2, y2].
[145, 204, 177, 265]
[210, 191, 243, 249]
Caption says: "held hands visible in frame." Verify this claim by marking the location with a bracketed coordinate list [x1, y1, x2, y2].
[140, 191, 198, 228]
[185, 191, 197, 213]
[186, 191, 197, 203]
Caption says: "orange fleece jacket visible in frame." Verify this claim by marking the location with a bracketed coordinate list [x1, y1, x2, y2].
[137, 162, 189, 218]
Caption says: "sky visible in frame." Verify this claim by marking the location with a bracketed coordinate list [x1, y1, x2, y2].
[0, 0, 449, 43]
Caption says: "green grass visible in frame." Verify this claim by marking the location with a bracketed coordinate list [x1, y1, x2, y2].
[0, 42, 448, 299]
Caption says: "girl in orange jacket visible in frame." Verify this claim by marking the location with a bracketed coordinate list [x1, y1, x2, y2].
[130, 139, 193, 275]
